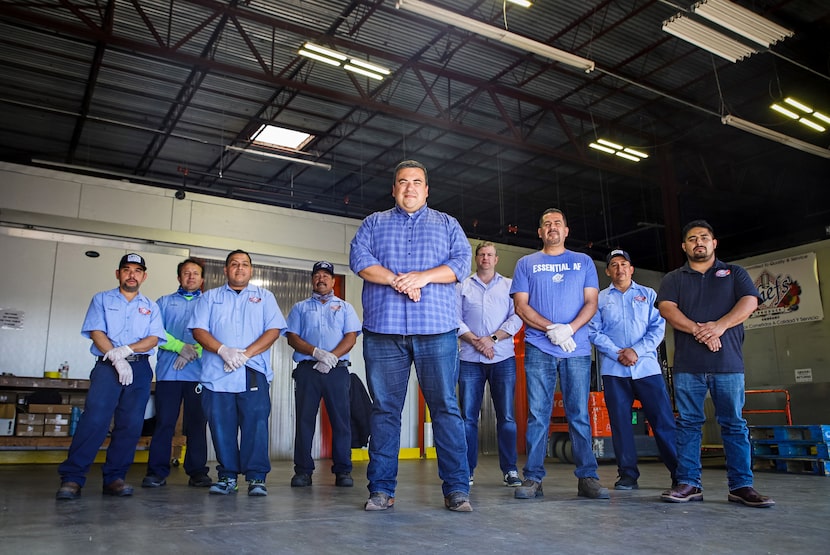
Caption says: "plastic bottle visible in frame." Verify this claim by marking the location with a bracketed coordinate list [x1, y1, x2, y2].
[60, 361, 69, 379]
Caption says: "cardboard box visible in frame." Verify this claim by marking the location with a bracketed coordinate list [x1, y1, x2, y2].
[16, 423, 44, 436]
[43, 424, 69, 437]
[44, 414, 70, 426]
[16, 413, 45, 425]
[27, 404, 73, 414]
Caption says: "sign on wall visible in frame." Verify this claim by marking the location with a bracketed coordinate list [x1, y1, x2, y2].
[745, 252, 823, 330]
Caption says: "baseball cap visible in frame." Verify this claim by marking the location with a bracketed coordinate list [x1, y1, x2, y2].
[606, 249, 631, 266]
[119, 253, 147, 270]
[312, 261, 335, 276]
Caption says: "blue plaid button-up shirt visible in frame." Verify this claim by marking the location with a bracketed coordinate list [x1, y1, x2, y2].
[350, 204, 471, 335]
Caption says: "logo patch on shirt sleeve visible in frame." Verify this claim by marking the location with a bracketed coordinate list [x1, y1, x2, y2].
[715, 269, 731, 278]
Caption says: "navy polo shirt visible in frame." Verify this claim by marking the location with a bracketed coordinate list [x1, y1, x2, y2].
[657, 259, 760, 374]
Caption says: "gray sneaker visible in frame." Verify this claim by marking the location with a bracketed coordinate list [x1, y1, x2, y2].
[514, 479, 543, 499]
[209, 476, 238, 495]
[247, 479, 267, 496]
[578, 477, 610, 499]
[444, 491, 473, 512]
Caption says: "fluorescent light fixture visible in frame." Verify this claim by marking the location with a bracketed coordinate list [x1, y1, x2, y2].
[348, 58, 391, 76]
[623, 147, 649, 159]
[299, 42, 392, 80]
[663, 14, 757, 62]
[590, 139, 649, 162]
[722, 115, 830, 159]
[589, 142, 615, 154]
[507, 0, 532, 7]
[799, 118, 826, 132]
[692, 0, 792, 47]
[770, 104, 799, 119]
[615, 151, 641, 162]
[225, 145, 332, 170]
[597, 138, 624, 150]
[396, 0, 594, 73]
[770, 97, 828, 132]
[784, 97, 813, 113]
[344, 64, 385, 80]
[298, 49, 343, 67]
[813, 112, 830, 125]
[301, 42, 348, 61]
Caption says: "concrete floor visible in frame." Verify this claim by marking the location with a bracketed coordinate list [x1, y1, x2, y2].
[0, 455, 827, 555]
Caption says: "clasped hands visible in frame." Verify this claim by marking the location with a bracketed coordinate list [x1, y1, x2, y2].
[173, 343, 201, 370]
[104, 345, 134, 386]
[390, 272, 424, 302]
[693, 322, 724, 352]
[218, 344, 249, 372]
[546, 323, 576, 353]
[312, 347, 340, 374]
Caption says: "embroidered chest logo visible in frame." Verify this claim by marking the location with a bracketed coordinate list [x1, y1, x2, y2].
[249, 296, 262, 303]
[715, 269, 731, 278]
[329, 304, 342, 312]
[138, 307, 151, 315]
[633, 295, 647, 302]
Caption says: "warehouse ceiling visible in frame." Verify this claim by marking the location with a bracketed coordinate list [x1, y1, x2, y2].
[0, 0, 828, 271]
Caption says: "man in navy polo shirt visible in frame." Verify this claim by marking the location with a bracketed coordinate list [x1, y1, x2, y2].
[657, 220, 774, 508]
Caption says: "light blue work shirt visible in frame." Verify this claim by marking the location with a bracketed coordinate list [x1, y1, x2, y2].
[589, 280, 665, 380]
[286, 295, 362, 363]
[189, 282, 286, 393]
[457, 272, 523, 363]
[349, 203, 471, 335]
[81, 288, 166, 356]
[510, 250, 599, 357]
[155, 291, 202, 382]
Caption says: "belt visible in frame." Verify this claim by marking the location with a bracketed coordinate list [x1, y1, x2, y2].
[97, 354, 150, 363]
[299, 360, 350, 367]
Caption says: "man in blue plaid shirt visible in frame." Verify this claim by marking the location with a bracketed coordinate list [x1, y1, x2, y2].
[350, 160, 473, 512]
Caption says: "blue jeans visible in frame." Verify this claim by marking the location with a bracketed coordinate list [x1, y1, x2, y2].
[603, 374, 677, 481]
[673, 372, 753, 491]
[201, 368, 272, 482]
[293, 361, 352, 475]
[523, 343, 596, 481]
[363, 330, 468, 497]
[58, 358, 152, 487]
[147, 380, 209, 479]
[459, 357, 518, 475]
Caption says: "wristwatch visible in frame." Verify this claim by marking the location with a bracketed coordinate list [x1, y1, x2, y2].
[490, 334, 499, 343]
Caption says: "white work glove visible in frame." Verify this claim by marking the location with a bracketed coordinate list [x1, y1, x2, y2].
[173, 355, 189, 370]
[113, 358, 133, 386]
[312, 347, 339, 369]
[545, 324, 574, 345]
[180, 343, 199, 362]
[105, 345, 134, 362]
[560, 337, 577, 353]
[218, 344, 248, 371]
[313, 361, 332, 374]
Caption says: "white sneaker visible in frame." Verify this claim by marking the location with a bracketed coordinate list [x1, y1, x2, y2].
[469, 475, 474, 486]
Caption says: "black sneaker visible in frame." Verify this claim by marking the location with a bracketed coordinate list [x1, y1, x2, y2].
[290, 473, 312, 487]
[335, 472, 354, 487]
[141, 474, 166, 488]
[614, 475, 639, 490]
[188, 474, 213, 487]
